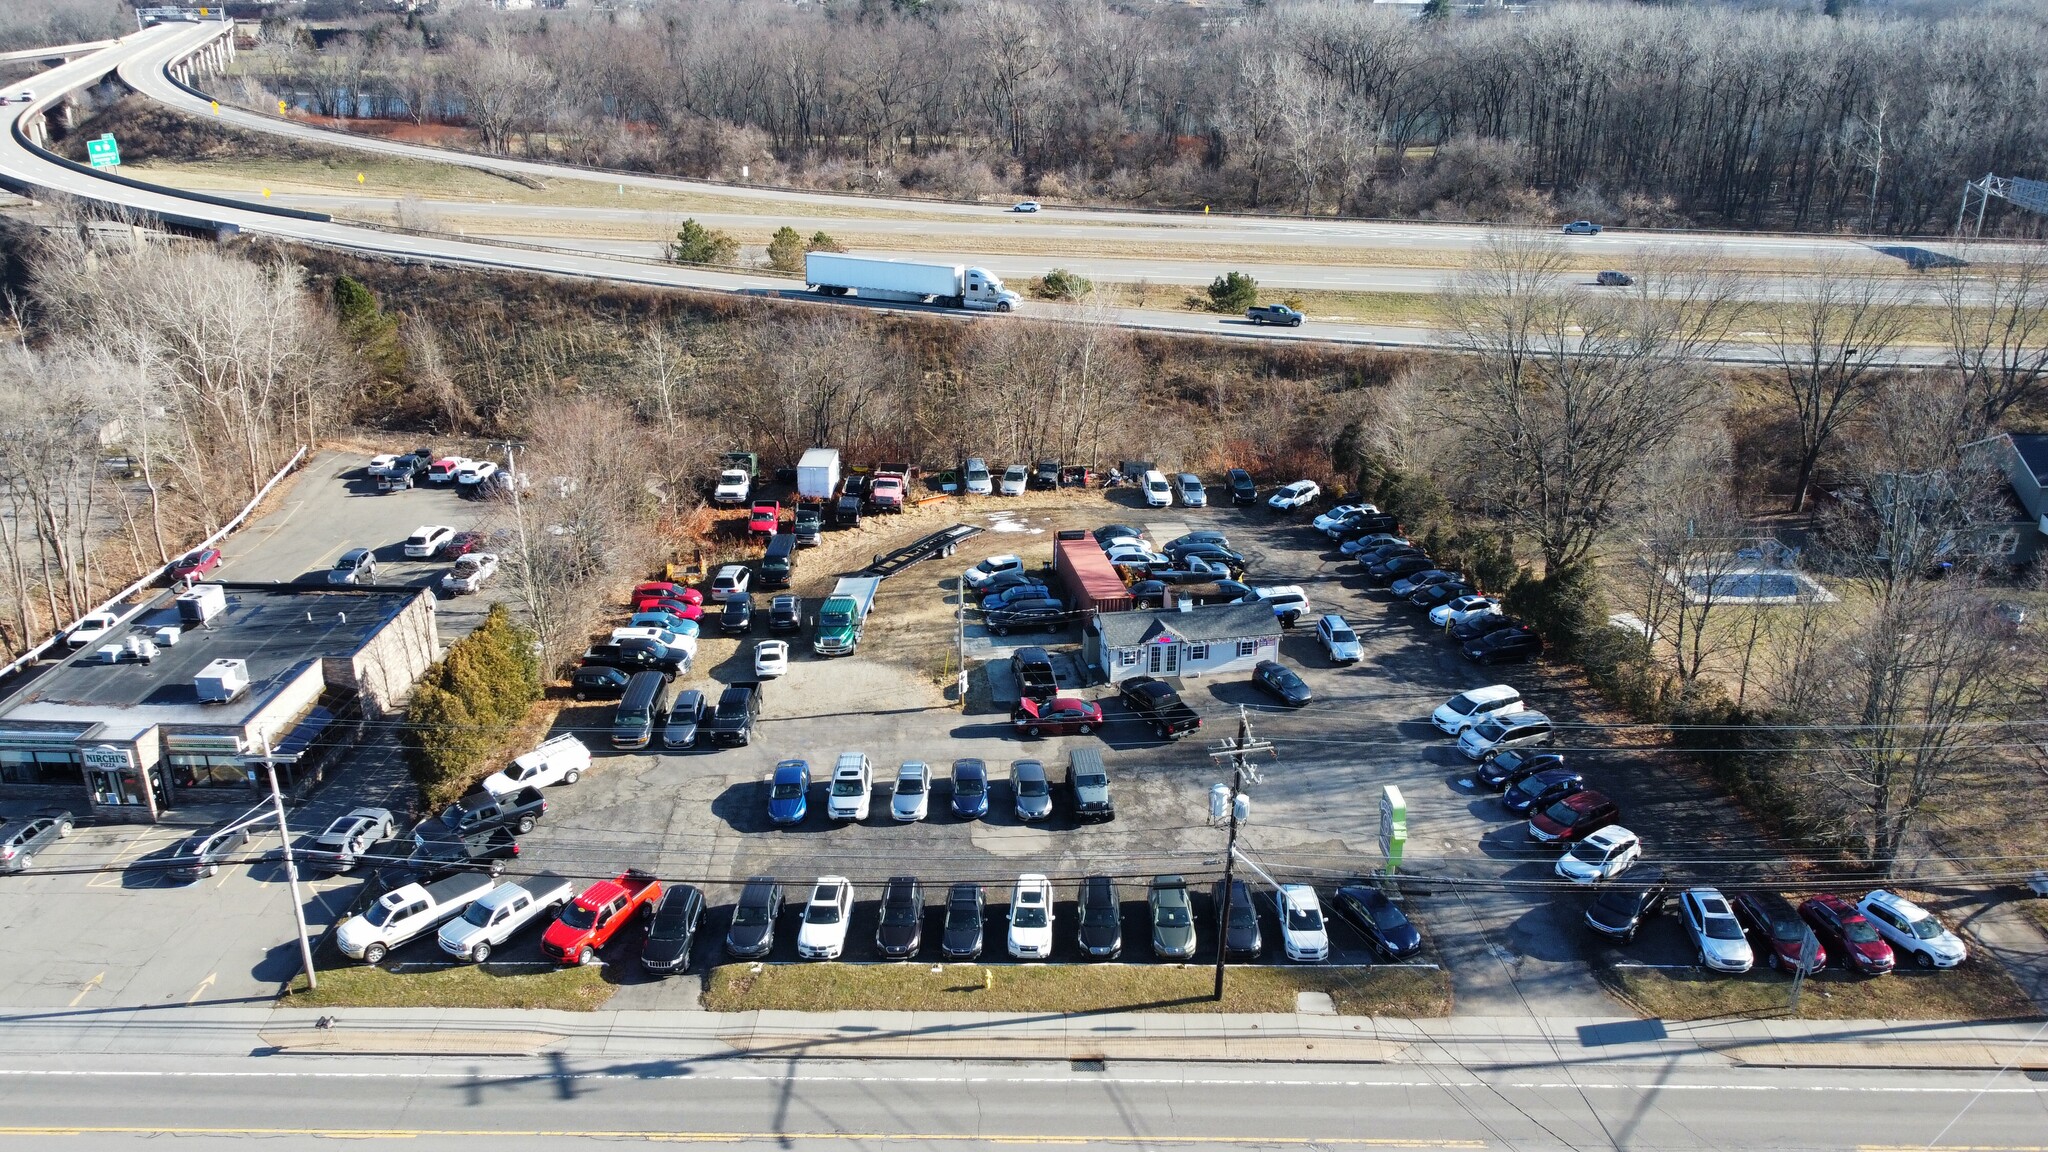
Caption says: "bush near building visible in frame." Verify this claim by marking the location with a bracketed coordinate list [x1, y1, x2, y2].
[405, 605, 542, 803]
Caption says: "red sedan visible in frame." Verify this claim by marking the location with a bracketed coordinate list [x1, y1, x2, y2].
[1011, 696, 1103, 737]
[636, 598, 704, 622]
[168, 547, 221, 580]
[439, 531, 486, 559]
[633, 582, 702, 606]
[1800, 894, 1895, 975]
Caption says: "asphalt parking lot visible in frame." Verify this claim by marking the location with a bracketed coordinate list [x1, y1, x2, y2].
[0, 462, 1787, 1015]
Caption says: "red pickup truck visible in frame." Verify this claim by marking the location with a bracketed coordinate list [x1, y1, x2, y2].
[540, 869, 663, 965]
[748, 502, 781, 536]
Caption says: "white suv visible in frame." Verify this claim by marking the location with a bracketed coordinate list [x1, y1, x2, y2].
[826, 753, 872, 821]
[404, 525, 455, 558]
[1266, 480, 1321, 511]
[1008, 874, 1054, 959]
[1247, 585, 1311, 628]
[797, 877, 854, 959]
[1143, 469, 1173, 508]
[1277, 885, 1329, 962]
[1857, 890, 1967, 968]
[1432, 684, 1522, 736]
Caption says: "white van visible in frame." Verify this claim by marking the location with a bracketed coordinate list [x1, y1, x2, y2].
[1143, 469, 1172, 508]
[1432, 684, 1523, 736]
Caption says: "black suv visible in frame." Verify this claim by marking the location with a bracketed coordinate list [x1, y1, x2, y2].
[725, 877, 783, 958]
[1077, 875, 1122, 959]
[876, 876, 924, 959]
[705, 682, 763, 746]
[1227, 468, 1257, 504]
[642, 885, 705, 976]
[1032, 460, 1061, 490]
[768, 594, 802, 634]
[720, 594, 755, 635]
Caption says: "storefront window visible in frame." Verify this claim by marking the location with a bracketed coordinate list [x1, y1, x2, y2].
[88, 767, 145, 807]
[168, 754, 253, 789]
[1, 749, 81, 785]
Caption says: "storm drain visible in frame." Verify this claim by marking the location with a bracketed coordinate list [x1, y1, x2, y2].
[1070, 1058, 1106, 1072]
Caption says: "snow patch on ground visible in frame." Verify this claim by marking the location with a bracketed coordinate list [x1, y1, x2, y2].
[984, 511, 1044, 534]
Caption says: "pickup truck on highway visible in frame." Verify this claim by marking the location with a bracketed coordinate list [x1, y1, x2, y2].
[1246, 304, 1304, 327]
[541, 870, 663, 965]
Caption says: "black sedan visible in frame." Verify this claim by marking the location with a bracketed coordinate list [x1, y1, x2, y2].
[1077, 875, 1122, 959]
[1128, 579, 1168, 609]
[1227, 468, 1258, 504]
[1502, 767, 1586, 815]
[1463, 625, 1543, 664]
[1093, 524, 1143, 547]
[1476, 749, 1565, 791]
[941, 882, 985, 960]
[719, 594, 755, 635]
[1215, 878, 1263, 958]
[166, 820, 253, 882]
[985, 600, 1070, 635]
[1330, 885, 1423, 960]
[1368, 555, 1436, 584]
[642, 884, 704, 975]
[1252, 659, 1313, 707]
[0, 808, 73, 874]
[724, 877, 783, 959]
[876, 876, 924, 959]
[1355, 544, 1422, 567]
[1451, 613, 1522, 642]
[1409, 582, 1473, 612]
[1584, 868, 1668, 942]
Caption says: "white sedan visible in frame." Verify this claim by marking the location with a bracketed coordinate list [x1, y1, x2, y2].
[754, 639, 789, 679]
[1008, 874, 1054, 959]
[1000, 465, 1029, 496]
[440, 553, 499, 594]
[1555, 827, 1641, 884]
[796, 876, 854, 959]
[1680, 888, 1754, 973]
[1266, 480, 1322, 512]
[890, 761, 930, 823]
[1430, 595, 1501, 628]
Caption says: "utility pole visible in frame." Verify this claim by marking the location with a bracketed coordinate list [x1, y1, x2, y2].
[262, 741, 318, 992]
[1208, 706, 1273, 1002]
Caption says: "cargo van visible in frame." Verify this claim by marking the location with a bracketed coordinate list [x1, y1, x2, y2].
[759, 533, 797, 589]
[612, 671, 673, 750]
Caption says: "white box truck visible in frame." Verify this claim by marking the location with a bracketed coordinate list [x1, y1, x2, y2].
[797, 448, 842, 502]
[804, 253, 1022, 312]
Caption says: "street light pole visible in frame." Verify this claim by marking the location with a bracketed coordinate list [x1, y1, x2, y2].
[262, 741, 317, 992]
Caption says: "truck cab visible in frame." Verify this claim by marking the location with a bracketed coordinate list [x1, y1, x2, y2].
[960, 267, 1021, 312]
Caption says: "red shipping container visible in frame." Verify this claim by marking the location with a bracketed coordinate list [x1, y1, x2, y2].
[1054, 538, 1134, 614]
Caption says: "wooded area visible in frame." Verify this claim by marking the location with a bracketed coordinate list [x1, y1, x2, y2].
[210, 0, 2048, 234]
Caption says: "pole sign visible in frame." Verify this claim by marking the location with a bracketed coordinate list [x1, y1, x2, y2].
[86, 134, 121, 170]
[1379, 785, 1408, 873]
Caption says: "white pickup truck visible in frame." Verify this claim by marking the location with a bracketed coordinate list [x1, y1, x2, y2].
[481, 734, 591, 796]
[437, 873, 575, 963]
[336, 873, 495, 965]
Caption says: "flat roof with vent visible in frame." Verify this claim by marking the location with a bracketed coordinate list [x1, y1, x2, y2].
[0, 582, 426, 729]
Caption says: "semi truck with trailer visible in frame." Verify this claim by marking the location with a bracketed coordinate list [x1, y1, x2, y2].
[804, 253, 1022, 312]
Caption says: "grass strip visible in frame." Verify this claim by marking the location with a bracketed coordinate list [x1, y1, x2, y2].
[1596, 959, 2035, 1021]
[280, 963, 613, 1011]
[701, 961, 1451, 1016]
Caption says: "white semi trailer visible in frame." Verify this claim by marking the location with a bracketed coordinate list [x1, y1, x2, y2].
[803, 253, 1022, 312]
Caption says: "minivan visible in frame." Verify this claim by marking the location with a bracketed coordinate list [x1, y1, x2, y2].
[1432, 684, 1523, 736]
[1458, 709, 1554, 761]
[611, 671, 673, 750]
[758, 533, 797, 589]
[1143, 469, 1173, 508]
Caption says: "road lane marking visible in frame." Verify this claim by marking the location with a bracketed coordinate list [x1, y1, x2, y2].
[0, 1127, 1481, 1145]
[84, 832, 170, 889]
[63, 973, 102, 1008]
[185, 973, 216, 1004]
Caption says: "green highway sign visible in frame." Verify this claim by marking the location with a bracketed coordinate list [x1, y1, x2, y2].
[86, 134, 120, 170]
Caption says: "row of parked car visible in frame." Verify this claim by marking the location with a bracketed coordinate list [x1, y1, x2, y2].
[1308, 503, 1543, 665]
[766, 752, 1115, 826]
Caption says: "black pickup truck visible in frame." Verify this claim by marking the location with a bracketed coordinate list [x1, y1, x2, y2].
[415, 786, 548, 845]
[1010, 646, 1059, 701]
[405, 825, 521, 879]
[1118, 676, 1203, 740]
[580, 639, 686, 675]
[705, 682, 763, 747]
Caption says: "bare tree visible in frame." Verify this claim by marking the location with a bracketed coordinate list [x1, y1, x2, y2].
[1766, 257, 1914, 513]
[1941, 243, 2048, 429]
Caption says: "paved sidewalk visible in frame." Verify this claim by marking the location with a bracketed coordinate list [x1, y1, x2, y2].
[4, 1003, 2042, 1069]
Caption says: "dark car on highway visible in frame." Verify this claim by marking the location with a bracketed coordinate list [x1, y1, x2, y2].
[0, 808, 72, 874]
[1252, 659, 1313, 707]
[1584, 868, 1668, 942]
[1800, 894, 1895, 975]
[1733, 891, 1825, 974]
[1476, 749, 1565, 791]
[1077, 875, 1123, 959]
[876, 876, 925, 959]
[724, 877, 783, 959]
[1215, 879, 1263, 958]
[1464, 625, 1544, 665]
[950, 758, 990, 819]
[1330, 885, 1423, 960]
[1227, 468, 1258, 504]
[1149, 876, 1197, 959]
[941, 883, 985, 960]
[1502, 767, 1586, 816]
[642, 884, 705, 976]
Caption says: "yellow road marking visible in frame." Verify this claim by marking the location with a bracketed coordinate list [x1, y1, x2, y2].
[85, 832, 170, 889]
[0, 1128, 1480, 1146]
[64, 972, 102, 1008]
[185, 972, 216, 1004]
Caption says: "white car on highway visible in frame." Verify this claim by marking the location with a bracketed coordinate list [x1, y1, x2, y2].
[1278, 884, 1329, 962]
[1012, 200, 1041, 213]
[1555, 827, 1642, 884]
[1008, 874, 1054, 958]
[712, 468, 751, 505]
[441, 552, 498, 594]
[1680, 887, 1754, 973]
[1857, 890, 1968, 968]
[890, 761, 930, 823]
[1430, 595, 1501, 629]
[754, 639, 789, 679]
[1266, 480, 1321, 512]
[797, 876, 854, 959]
[404, 525, 456, 559]
[65, 611, 120, 649]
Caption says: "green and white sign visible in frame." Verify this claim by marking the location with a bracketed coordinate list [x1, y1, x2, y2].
[1379, 784, 1408, 873]
[86, 133, 120, 170]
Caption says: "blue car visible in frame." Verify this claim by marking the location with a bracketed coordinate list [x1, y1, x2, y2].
[950, 757, 989, 820]
[767, 759, 810, 825]
[980, 584, 1052, 611]
[1502, 767, 1585, 816]
[630, 612, 700, 639]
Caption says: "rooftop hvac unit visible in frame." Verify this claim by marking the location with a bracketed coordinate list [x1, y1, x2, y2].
[153, 625, 182, 647]
[94, 636, 160, 665]
[176, 583, 226, 625]
[194, 657, 250, 703]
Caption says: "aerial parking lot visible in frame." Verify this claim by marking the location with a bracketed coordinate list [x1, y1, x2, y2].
[0, 454, 2027, 1021]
